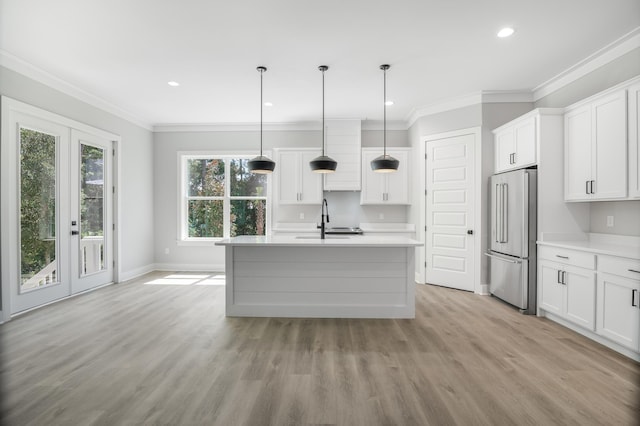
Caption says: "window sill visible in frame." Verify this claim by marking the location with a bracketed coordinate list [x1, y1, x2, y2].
[177, 238, 223, 247]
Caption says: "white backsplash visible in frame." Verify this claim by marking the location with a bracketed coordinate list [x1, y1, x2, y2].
[274, 191, 408, 227]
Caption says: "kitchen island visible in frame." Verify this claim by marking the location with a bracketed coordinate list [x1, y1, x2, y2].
[215, 235, 422, 318]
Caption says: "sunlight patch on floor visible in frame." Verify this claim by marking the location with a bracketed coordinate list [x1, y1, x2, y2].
[144, 273, 226, 286]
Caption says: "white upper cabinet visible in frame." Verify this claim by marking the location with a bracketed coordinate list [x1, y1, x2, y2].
[564, 89, 627, 201]
[629, 82, 640, 198]
[361, 148, 410, 205]
[493, 115, 537, 173]
[323, 119, 361, 191]
[275, 148, 323, 205]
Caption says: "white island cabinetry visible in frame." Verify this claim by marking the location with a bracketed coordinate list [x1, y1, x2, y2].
[216, 235, 422, 318]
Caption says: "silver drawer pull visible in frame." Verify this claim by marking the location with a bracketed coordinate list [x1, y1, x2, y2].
[633, 289, 639, 308]
[629, 269, 640, 274]
[555, 255, 569, 259]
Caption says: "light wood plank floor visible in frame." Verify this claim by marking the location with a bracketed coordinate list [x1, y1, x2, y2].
[1, 271, 638, 425]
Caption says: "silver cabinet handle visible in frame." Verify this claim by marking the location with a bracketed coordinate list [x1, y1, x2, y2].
[557, 270, 562, 284]
[591, 180, 595, 194]
[562, 271, 567, 285]
[628, 269, 640, 274]
[555, 255, 569, 259]
[632, 289, 639, 307]
[495, 183, 500, 243]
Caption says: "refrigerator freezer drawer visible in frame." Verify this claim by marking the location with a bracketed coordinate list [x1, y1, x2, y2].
[486, 251, 528, 311]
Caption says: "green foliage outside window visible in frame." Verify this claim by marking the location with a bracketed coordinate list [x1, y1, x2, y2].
[20, 128, 57, 284]
[186, 157, 267, 238]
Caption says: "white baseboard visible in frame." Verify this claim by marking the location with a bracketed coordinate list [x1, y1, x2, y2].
[119, 263, 156, 282]
[153, 263, 225, 272]
[477, 283, 490, 295]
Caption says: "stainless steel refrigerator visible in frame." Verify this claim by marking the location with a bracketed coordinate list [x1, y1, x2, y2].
[486, 169, 537, 314]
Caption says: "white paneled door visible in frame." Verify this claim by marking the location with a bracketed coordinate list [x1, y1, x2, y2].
[1, 100, 115, 315]
[425, 133, 475, 291]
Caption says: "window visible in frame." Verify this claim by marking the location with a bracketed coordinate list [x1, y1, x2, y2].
[180, 154, 269, 241]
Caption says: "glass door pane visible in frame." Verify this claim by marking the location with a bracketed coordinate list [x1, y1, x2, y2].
[19, 128, 58, 292]
[80, 144, 105, 275]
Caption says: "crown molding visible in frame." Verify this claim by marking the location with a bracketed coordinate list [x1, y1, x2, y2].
[0, 49, 153, 131]
[154, 120, 408, 133]
[533, 26, 640, 101]
[405, 90, 532, 128]
[153, 122, 320, 133]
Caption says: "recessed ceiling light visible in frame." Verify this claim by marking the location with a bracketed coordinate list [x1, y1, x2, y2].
[497, 27, 515, 38]
[264, 102, 273, 107]
[167, 81, 180, 87]
[385, 101, 394, 106]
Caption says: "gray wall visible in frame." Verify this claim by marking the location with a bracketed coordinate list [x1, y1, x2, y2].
[153, 128, 409, 269]
[536, 47, 640, 237]
[0, 66, 155, 279]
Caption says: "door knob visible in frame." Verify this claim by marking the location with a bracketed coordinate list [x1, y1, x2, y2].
[467, 230, 473, 235]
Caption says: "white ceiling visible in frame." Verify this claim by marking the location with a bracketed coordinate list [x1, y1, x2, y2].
[1, 0, 639, 127]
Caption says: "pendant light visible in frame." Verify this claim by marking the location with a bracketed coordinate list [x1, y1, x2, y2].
[248, 66, 276, 174]
[310, 65, 338, 173]
[371, 64, 399, 173]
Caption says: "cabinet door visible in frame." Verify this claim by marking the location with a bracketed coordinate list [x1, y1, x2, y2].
[564, 105, 593, 200]
[385, 150, 410, 204]
[513, 117, 536, 168]
[564, 265, 596, 330]
[539, 261, 564, 315]
[629, 83, 640, 198]
[299, 150, 323, 204]
[494, 129, 515, 173]
[277, 151, 301, 204]
[597, 272, 640, 351]
[592, 90, 627, 200]
[360, 150, 385, 204]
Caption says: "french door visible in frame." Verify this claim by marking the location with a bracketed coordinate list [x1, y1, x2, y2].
[2, 105, 114, 315]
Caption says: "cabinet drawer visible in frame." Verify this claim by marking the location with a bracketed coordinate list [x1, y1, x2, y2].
[598, 255, 640, 280]
[538, 246, 595, 270]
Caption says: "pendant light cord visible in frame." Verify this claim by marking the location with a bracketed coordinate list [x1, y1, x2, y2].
[383, 66, 387, 157]
[322, 67, 325, 157]
[260, 68, 264, 157]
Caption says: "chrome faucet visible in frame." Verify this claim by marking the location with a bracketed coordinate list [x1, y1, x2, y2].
[318, 198, 330, 239]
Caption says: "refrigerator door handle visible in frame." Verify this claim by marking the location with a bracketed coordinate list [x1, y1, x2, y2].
[484, 252, 522, 264]
[495, 183, 500, 243]
[501, 183, 508, 243]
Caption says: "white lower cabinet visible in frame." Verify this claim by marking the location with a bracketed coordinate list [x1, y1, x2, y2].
[538, 243, 640, 359]
[596, 256, 640, 351]
[538, 259, 596, 330]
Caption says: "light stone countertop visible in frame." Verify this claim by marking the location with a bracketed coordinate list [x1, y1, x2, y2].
[537, 233, 640, 260]
[215, 235, 423, 247]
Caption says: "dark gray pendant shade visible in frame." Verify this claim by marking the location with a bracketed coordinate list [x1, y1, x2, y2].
[371, 154, 400, 173]
[371, 64, 399, 173]
[310, 65, 337, 174]
[248, 66, 276, 174]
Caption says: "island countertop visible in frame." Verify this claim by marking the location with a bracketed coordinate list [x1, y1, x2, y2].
[215, 235, 423, 248]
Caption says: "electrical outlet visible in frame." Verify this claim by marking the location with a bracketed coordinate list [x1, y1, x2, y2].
[164, 247, 170, 255]
[606, 216, 614, 227]
[299, 212, 305, 220]
[379, 213, 384, 220]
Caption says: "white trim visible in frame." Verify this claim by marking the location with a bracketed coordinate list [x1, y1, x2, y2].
[406, 91, 533, 128]
[154, 263, 225, 272]
[418, 127, 482, 294]
[361, 120, 408, 131]
[533, 27, 640, 101]
[118, 263, 156, 282]
[155, 122, 320, 132]
[0, 50, 152, 131]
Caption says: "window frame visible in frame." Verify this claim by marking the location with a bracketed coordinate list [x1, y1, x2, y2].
[178, 151, 271, 244]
